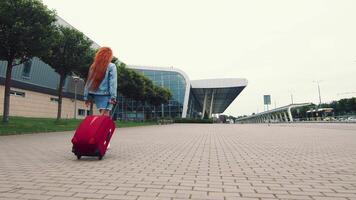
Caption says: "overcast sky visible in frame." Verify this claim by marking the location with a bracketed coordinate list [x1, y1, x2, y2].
[42, 0, 356, 116]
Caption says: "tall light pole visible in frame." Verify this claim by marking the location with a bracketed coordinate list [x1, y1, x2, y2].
[289, 89, 295, 105]
[291, 94, 294, 104]
[313, 80, 322, 105]
[73, 76, 80, 119]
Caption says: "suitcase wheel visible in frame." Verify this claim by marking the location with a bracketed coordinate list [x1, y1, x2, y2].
[72, 146, 75, 153]
[77, 155, 81, 160]
[98, 155, 103, 160]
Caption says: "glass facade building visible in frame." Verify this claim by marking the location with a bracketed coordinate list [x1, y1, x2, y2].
[186, 91, 202, 118]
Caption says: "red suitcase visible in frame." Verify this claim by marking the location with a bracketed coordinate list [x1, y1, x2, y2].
[72, 98, 118, 160]
[71, 115, 115, 160]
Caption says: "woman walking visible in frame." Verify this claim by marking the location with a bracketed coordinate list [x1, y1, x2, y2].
[83, 47, 117, 116]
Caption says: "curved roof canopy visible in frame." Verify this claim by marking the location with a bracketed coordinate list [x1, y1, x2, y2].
[190, 78, 248, 114]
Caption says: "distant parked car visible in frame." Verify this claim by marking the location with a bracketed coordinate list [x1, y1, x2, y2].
[337, 117, 345, 121]
[347, 116, 356, 122]
[323, 117, 335, 121]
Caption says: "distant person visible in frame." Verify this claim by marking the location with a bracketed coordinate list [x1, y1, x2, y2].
[83, 47, 117, 116]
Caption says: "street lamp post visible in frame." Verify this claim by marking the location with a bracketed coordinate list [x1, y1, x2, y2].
[317, 82, 321, 120]
[313, 80, 322, 105]
[313, 80, 323, 121]
[291, 94, 294, 104]
[317, 82, 322, 105]
[72, 76, 80, 119]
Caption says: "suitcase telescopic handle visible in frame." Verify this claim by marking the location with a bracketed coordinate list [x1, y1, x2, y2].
[109, 101, 119, 120]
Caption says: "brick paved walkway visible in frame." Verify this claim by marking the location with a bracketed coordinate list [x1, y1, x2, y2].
[0, 124, 356, 200]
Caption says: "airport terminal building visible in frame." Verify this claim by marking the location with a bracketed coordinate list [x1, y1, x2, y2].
[117, 65, 247, 120]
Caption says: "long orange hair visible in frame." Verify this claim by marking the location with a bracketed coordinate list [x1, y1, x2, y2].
[87, 47, 113, 90]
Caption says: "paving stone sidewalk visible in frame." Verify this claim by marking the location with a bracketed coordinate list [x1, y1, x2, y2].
[0, 123, 356, 200]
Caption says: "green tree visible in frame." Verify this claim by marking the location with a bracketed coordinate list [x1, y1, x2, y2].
[292, 97, 356, 119]
[41, 26, 93, 120]
[117, 64, 145, 100]
[111, 56, 119, 65]
[0, 0, 56, 122]
[158, 87, 172, 105]
[73, 48, 96, 80]
[143, 78, 154, 102]
[147, 86, 171, 119]
[330, 97, 356, 115]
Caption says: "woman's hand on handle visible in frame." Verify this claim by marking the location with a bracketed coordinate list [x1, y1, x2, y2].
[109, 98, 117, 104]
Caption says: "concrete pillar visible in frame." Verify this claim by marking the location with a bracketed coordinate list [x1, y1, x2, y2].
[209, 90, 215, 117]
[201, 90, 208, 119]
[283, 112, 289, 122]
[161, 104, 164, 118]
[279, 113, 283, 122]
[287, 107, 293, 122]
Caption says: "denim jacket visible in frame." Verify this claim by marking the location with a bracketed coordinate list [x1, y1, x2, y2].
[83, 63, 117, 101]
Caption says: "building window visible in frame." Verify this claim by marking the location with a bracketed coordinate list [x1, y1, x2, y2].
[78, 109, 85, 116]
[22, 59, 32, 78]
[50, 97, 59, 102]
[87, 110, 90, 116]
[10, 90, 25, 97]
